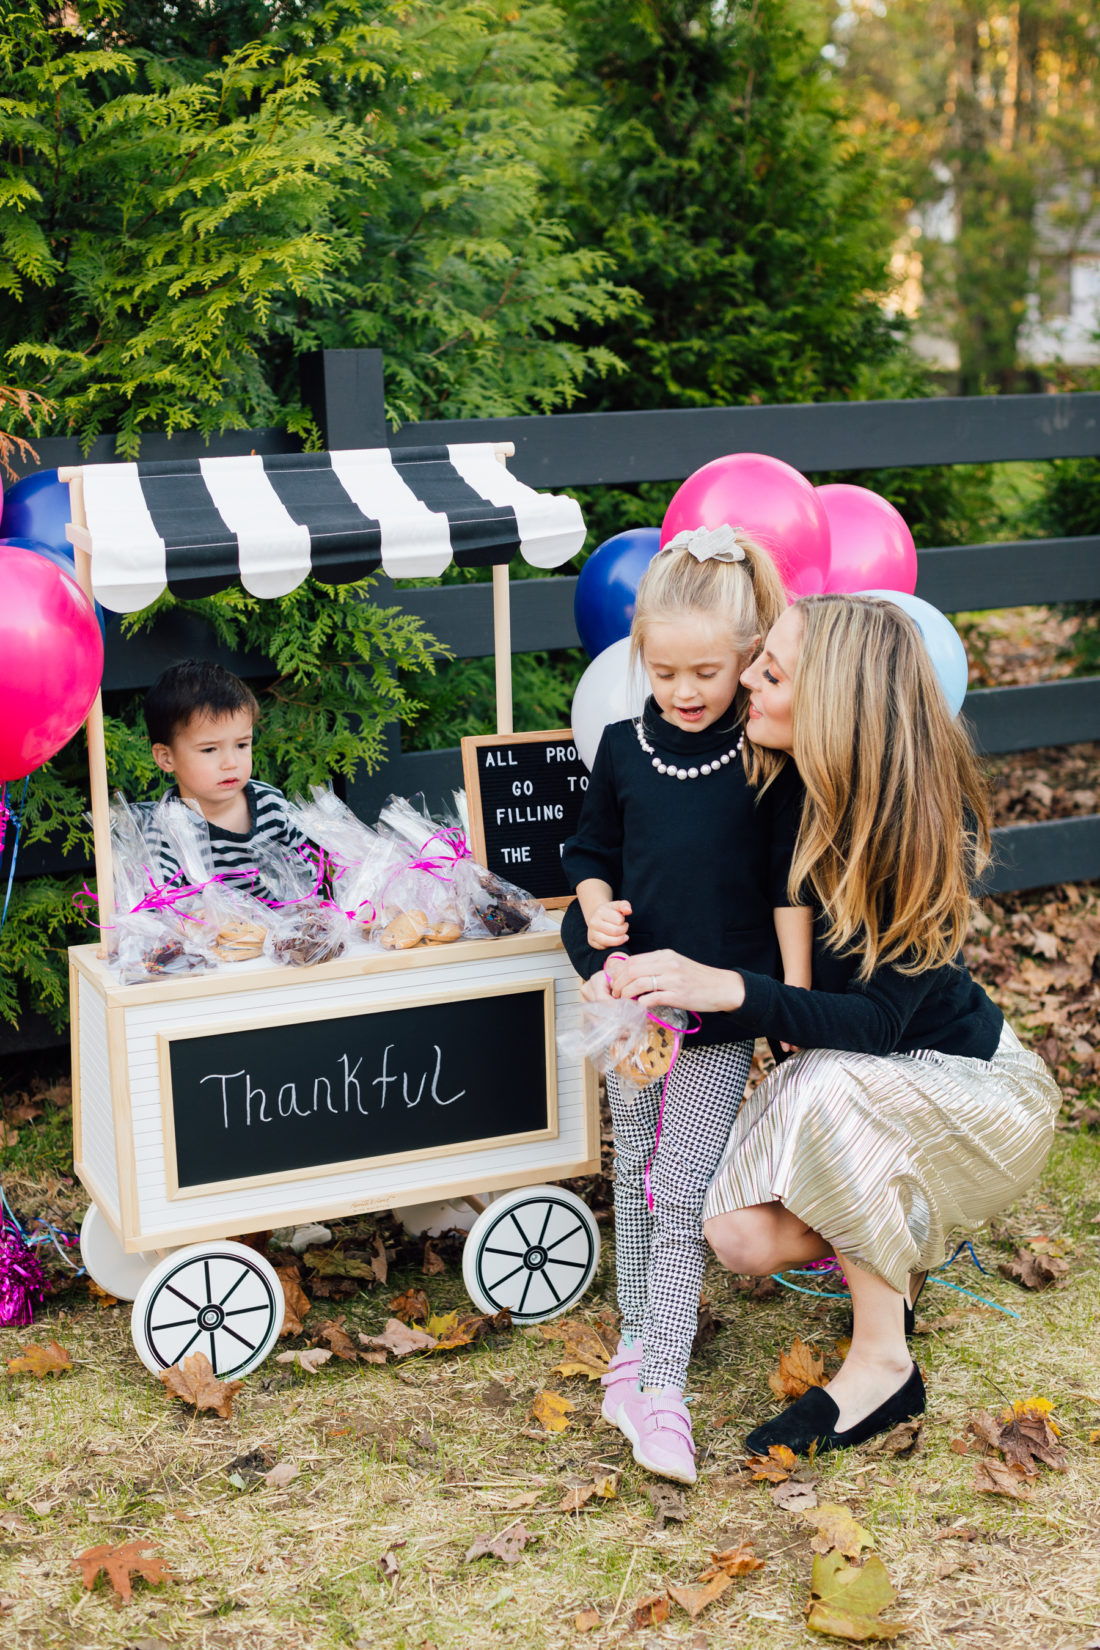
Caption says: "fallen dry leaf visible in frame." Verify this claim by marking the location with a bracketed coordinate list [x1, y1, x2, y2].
[87, 1279, 119, 1309]
[275, 1263, 311, 1336]
[390, 1287, 431, 1324]
[700, 1544, 765, 1580]
[866, 1419, 924, 1458]
[803, 1503, 874, 1559]
[772, 1478, 819, 1513]
[369, 1233, 388, 1284]
[422, 1238, 446, 1276]
[531, 1390, 574, 1433]
[747, 1444, 797, 1482]
[158, 1353, 242, 1418]
[997, 1248, 1069, 1290]
[71, 1541, 174, 1604]
[768, 1336, 826, 1400]
[543, 1318, 614, 1381]
[6, 1339, 72, 1378]
[648, 1481, 688, 1529]
[313, 1318, 360, 1362]
[465, 1521, 534, 1564]
[807, 1550, 906, 1642]
[358, 1319, 437, 1358]
[275, 1347, 333, 1374]
[262, 1463, 299, 1490]
[629, 1593, 670, 1630]
[997, 1411, 1067, 1475]
[425, 1309, 482, 1350]
[574, 1606, 600, 1632]
[973, 1459, 1033, 1500]
[667, 1572, 734, 1619]
[378, 1541, 405, 1582]
[0, 1121, 19, 1149]
[559, 1484, 597, 1513]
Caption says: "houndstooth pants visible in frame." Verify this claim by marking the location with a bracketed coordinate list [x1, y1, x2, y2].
[607, 1038, 754, 1392]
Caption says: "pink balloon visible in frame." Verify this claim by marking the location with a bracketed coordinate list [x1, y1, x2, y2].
[0, 545, 104, 781]
[660, 452, 831, 596]
[818, 483, 917, 596]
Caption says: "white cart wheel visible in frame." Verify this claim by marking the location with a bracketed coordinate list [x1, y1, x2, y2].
[462, 1186, 600, 1323]
[131, 1240, 284, 1379]
[79, 1204, 163, 1303]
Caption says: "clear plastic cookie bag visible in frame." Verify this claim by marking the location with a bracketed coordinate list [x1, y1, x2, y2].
[284, 786, 405, 943]
[153, 795, 273, 964]
[248, 836, 351, 968]
[554, 954, 697, 1100]
[99, 794, 214, 983]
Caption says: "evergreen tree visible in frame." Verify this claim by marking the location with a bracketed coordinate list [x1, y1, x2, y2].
[554, 0, 909, 413]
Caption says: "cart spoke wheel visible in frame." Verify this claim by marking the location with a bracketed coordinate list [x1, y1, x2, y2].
[78, 1205, 164, 1303]
[462, 1187, 599, 1324]
[131, 1241, 284, 1380]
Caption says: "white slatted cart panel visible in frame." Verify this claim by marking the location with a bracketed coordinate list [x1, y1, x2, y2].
[72, 966, 123, 1232]
[69, 927, 598, 1252]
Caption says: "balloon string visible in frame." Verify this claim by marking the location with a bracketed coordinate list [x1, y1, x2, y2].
[0, 778, 28, 939]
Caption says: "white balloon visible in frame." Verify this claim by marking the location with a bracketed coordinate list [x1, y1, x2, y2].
[570, 637, 650, 770]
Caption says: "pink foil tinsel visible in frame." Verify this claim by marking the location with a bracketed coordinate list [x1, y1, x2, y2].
[0, 1217, 48, 1327]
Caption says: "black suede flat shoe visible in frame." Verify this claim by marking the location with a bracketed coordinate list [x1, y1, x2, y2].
[744, 1363, 926, 1457]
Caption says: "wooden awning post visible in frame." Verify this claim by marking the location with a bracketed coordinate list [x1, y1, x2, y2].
[493, 442, 516, 736]
[59, 466, 116, 954]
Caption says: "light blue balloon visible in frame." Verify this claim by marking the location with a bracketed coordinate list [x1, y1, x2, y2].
[857, 589, 969, 716]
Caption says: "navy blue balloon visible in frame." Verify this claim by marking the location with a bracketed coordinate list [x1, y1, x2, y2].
[0, 537, 107, 641]
[0, 468, 71, 554]
[574, 528, 661, 658]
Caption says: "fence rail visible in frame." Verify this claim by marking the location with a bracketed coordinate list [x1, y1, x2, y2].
[9, 350, 1099, 924]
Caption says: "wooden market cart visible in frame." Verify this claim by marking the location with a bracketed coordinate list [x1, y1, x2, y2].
[60, 443, 601, 1379]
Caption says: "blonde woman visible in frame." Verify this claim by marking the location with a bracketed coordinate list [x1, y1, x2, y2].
[609, 594, 1059, 1454]
[560, 527, 813, 1482]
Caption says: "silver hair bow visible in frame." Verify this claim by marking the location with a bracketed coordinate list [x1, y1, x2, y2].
[662, 524, 747, 563]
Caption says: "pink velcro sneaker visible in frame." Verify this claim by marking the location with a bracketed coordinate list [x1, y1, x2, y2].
[617, 1387, 697, 1485]
[599, 1338, 643, 1426]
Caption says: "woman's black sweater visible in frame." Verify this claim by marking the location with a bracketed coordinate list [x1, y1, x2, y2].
[727, 909, 1005, 1060]
[560, 698, 804, 1046]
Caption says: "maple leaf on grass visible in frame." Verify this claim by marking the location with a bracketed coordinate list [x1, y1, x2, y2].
[574, 1606, 600, 1632]
[6, 1339, 72, 1377]
[390, 1287, 431, 1324]
[465, 1521, 534, 1564]
[531, 1390, 575, 1433]
[973, 1459, 1033, 1500]
[648, 1482, 688, 1529]
[747, 1444, 797, 1481]
[701, 1544, 765, 1580]
[276, 1347, 333, 1373]
[806, 1551, 907, 1642]
[768, 1336, 825, 1400]
[772, 1478, 819, 1513]
[358, 1319, 437, 1358]
[71, 1541, 174, 1604]
[541, 1317, 614, 1380]
[998, 1248, 1069, 1289]
[866, 1419, 924, 1458]
[629, 1593, 671, 1629]
[158, 1352, 242, 1419]
[802, 1503, 874, 1559]
[313, 1317, 360, 1362]
[275, 1263, 311, 1336]
[997, 1411, 1067, 1474]
[667, 1572, 735, 1619]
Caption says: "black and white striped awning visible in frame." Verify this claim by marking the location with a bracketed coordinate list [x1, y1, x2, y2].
[80, 444, 586, 613]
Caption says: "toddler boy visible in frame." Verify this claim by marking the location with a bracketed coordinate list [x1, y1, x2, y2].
[140, 659, 308, 888]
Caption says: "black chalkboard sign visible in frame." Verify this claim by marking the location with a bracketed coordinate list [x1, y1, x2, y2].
[161, 981, 553, 1195]
[462, 729, 587, 906]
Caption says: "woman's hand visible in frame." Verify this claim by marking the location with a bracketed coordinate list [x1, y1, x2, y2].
[609, 949, 747, 1015]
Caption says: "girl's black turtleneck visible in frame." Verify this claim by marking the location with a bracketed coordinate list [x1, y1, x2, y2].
[560, 697, 803, 1046]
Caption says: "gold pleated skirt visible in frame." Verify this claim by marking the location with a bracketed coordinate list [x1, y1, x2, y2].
[702, 1021, 1059, 1293]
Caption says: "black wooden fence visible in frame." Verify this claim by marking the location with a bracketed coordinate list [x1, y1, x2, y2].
[10, 347, 1100, 921]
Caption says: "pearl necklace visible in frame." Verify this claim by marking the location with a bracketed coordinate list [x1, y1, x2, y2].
[634, 717, 744, 780]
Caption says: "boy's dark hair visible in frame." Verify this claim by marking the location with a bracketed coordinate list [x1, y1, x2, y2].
[145, 660, 260, 746]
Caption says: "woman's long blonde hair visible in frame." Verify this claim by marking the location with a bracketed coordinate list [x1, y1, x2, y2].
[769, 594, 991, 978]
[630, 532, 788, 725]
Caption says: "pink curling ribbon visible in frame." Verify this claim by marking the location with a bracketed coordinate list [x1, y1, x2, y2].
[73, 865, 260, 929]
[421, 826, 471, 863]
[602, 953, 701, 1212]
[260, 842, 329, 909]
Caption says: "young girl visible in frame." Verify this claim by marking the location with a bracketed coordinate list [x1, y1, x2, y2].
[560, 525, 812, 1484]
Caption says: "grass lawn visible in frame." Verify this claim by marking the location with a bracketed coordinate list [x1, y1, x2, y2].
[1, 1085, 1098, 1650]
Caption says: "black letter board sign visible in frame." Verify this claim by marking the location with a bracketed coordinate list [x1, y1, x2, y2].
[161, 982, 554, 1197]
[461, 728, 587, 907]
